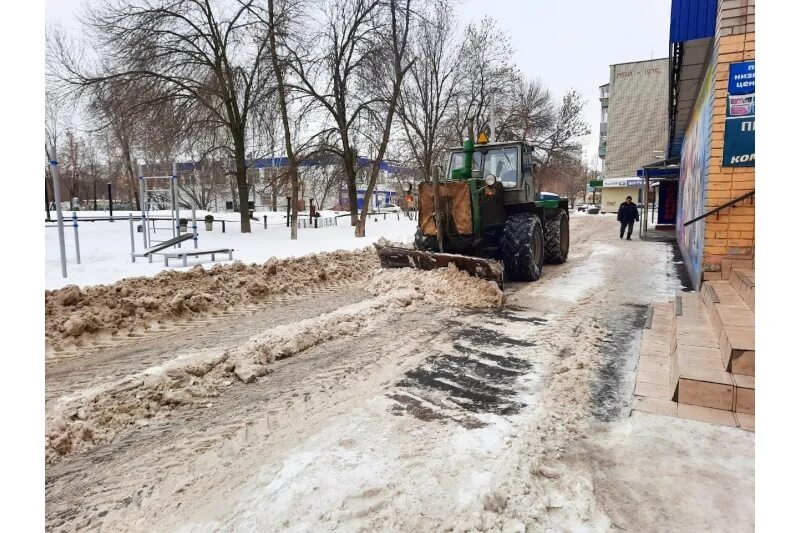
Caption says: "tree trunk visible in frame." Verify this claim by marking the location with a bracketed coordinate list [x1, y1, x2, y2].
[268, 0, 299, 239]
[290, 164, 299, 240]
[228, 176, 238, 211]
[231, 120, 251, 232]
[344, 152, 358, 226]
[235, 155, 252, 233]
[122, 147, 140, 211]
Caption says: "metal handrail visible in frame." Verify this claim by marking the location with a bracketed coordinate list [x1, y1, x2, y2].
[683, 190, 754, 227]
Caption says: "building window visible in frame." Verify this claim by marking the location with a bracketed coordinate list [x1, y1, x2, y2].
[600, 108, 608, 123]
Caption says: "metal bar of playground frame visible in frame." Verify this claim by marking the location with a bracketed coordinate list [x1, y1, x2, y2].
[45, 216, 227, 232]
[48, 146, 68, 278]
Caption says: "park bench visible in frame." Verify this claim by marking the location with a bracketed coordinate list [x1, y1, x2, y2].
[163, 248, 234, 267]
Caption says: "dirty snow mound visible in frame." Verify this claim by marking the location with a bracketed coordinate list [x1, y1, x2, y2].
[45, 249, 378, 350]
[370, 263, 505, 308]
[46, 262, 502, 462]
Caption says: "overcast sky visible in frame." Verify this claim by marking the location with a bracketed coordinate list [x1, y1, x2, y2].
[46, 0, 672, 167]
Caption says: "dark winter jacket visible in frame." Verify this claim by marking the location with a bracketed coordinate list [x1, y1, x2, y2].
[617, 202, 640, 224]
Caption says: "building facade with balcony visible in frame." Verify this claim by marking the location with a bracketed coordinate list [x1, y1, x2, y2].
[597, 58, 669, 213]
[598, 84, 609, 165]
[602, 58, 669, 180]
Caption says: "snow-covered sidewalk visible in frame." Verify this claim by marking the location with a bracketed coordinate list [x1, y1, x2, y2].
[45, 210, 417, 289]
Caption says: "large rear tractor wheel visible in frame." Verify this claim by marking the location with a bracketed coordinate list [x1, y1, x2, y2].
[501, 213, 544, 282]
[544, 209, 570, 264]
[414, 228, 438, 252]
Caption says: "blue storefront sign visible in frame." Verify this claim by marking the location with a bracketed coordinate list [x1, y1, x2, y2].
[723, 61, 754, 167]
[728, 61, 755, 94]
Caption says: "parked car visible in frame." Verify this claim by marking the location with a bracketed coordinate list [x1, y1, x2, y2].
[587, 204, 601, 214]
[577, 204, 588, 212]
[375, 203, 402, 213]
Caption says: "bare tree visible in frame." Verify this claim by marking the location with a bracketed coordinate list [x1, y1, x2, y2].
[396, 0, 460, 180]
[287, 0, 384, 228]
[48, 0, 277, 232]
[353, 0, 414, 237]
[60, 129, 85, 200]
[449, 17, 519, 143]
[495, 78, 554, 144]
[534, 89, 591, 174]
[84, 81, 146, 209]
[267, 0, 302, 239]
[537, 154, 588, 207]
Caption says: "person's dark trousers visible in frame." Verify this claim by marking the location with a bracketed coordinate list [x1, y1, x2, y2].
[619, 221, 634, 239]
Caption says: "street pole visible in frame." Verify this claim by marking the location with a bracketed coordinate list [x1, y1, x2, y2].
[107, 182, 113, 220]
[45, 182, 51, 221]
[490, 91, 496, 143]
[48, 146, 68, 278]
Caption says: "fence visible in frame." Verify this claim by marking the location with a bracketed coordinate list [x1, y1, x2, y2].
[262, 215, 338, 229]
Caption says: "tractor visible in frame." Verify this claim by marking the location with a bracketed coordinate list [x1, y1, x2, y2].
[374, 134, 570, 286]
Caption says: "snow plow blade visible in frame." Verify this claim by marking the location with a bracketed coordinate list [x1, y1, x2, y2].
[373, 243, 504, 288]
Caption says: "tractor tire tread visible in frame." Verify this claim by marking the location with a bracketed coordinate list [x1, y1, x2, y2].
[544, 210, 569, 264]
[502, 213, 544, 282]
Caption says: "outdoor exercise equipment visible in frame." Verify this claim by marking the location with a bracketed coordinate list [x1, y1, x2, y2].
[71, 212, 81, 264]
[129, 207, 234, 265]
[138, 163, 183, 250]
[129, 209, 196, 263]
[48, 147, 68, 278]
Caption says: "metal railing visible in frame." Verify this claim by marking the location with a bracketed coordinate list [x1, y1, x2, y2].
[46, 215, 228, 232]
[683, 190, 754, 227]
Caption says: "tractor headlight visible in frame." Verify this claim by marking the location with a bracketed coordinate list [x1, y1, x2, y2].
[485, 174, 497, 186]
[402, 181, 413, 193]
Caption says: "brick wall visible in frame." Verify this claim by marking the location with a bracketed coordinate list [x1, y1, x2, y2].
[702, 0, 755, 273]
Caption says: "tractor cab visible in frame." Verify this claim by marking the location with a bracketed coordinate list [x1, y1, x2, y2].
[445, 140, 539, 205]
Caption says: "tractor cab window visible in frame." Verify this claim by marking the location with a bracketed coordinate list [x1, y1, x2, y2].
[483, 147, 519, 187]
[448, 151, 483, 178]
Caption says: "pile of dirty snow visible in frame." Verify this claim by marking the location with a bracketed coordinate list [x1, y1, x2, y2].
[45, 249, 378, 350]
[46, 262, 505, 462]
[370, 263, 505, 308]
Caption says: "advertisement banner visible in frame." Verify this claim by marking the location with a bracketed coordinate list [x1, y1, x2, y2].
[723, 61, 755, 167]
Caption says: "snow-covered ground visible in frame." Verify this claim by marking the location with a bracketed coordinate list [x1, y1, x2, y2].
[45, 210, 417, 289]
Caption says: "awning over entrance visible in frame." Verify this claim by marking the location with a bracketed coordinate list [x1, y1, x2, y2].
[667, 1, 717, 158]
[638, 157, 681, 181]
[638, 157, 681, 239]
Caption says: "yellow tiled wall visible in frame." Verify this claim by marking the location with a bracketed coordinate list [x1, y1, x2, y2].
[702, 0, 755, 272]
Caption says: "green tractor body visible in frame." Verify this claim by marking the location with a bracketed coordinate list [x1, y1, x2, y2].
[375, 139, 570, 286]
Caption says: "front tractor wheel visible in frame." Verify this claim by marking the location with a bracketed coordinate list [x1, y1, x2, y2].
[414, 228, 438, 252]
[544, 209, 570, 264]
[501, 213, 544, 282]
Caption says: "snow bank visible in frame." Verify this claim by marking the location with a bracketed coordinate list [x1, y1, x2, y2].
[46, 210, 417, 289]
[45, 249, 378, 351]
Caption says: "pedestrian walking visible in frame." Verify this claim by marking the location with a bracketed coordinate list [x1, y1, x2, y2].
[617, 196, 639, 240]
